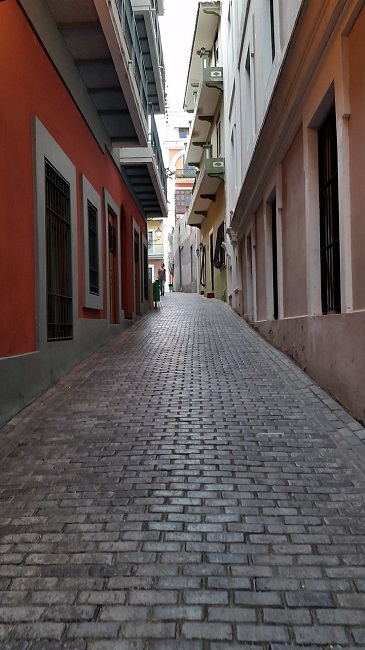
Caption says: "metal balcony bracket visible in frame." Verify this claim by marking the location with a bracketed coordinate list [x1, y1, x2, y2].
[208, 173, 225, 182]
[203, 6, 221, 17]
[227, 227, 238, 243]
[206, 81, 223, 92]
[200, 194, 216, 202]
[195, 211, 208, 218]
[198, 116, 213, 123]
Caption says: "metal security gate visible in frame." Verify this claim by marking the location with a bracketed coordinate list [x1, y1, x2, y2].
[45, 160, 73, 341]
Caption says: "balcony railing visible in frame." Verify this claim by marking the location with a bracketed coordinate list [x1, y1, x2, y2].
[148, 241, 164, 257]
[175, 167, 197, 179]
[115, 0, 148, 119]
[149, 109, 167, 197]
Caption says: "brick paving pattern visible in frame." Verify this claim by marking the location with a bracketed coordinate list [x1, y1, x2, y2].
[1, 292, 365, 649]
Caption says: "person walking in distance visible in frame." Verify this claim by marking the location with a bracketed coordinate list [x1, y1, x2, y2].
[158, 262, 166, 296]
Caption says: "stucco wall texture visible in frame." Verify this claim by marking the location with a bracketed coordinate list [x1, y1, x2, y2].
[247, 5, 365, 424]
[0, 2, 144, 359]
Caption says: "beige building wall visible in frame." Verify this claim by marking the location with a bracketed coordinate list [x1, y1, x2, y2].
[254, 204, 267, 323]
[226, 1, 365, 423]
[200, 184, 227, 301]
[281, 127, 307, 318]
[348, 6, 365, 311]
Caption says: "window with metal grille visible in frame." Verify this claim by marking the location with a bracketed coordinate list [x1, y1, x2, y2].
[88, 200, 99, 295]
[175, 189, 191, 214]
[45, 160, 73, 341]
[318, 105, 341, 314]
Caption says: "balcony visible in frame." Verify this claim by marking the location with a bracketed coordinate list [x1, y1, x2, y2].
[147, 221, 164, 258]
[120, 110, 168, 218]
[186, 66, 223, 166]
[175, 167, 198, 179]
[187, 156, 225, 227]
[20, 0, 167, 217]
[131, 0, 166, 113]
[23, 0, 153, 147]
[183, 2, 222, 165]
[148, 240, 164, 259]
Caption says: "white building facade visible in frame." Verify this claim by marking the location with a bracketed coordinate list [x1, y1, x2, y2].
[221, 0, 365, 423]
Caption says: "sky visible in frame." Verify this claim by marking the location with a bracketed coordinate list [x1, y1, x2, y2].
[159, 0, 200, 113]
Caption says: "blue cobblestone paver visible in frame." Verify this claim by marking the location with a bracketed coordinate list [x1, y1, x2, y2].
[1, 293, 365, 649]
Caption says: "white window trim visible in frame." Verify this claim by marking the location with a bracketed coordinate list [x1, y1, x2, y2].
[82, 175, 102, 310]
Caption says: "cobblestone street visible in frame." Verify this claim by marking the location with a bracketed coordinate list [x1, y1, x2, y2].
[1, 293, 365, 649]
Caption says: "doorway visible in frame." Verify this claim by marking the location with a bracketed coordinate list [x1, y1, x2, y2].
[246, 232, 254, 320]
[108, 209, 118, 324]
[271, 198, 279, 320]
[210, 231, 214, 292]
[134, 230, 140, 315]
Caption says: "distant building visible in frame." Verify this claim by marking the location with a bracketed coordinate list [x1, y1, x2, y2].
[162, 113, 197, 292]
[147, 219, 164, 283]
[184, 2, 227, 302]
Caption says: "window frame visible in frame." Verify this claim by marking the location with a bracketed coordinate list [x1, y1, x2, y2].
[213, 221, 226, 270]
[318, 104, 341, 314]
[82, 175, 102, 310]
[45, 159, 73, 341]
[33, 117, 77, 349]
[175, 188, 192, 215]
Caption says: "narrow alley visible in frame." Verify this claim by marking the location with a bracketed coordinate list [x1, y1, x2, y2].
[1, 293, 365, 650]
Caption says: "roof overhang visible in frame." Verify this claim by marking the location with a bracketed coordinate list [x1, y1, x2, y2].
[183, 2, 221, 111]
[186, 67, 223, 165]
[131, 0, 166, 113]
[31, 0, 150, 147]
[120, 147, 168, 218]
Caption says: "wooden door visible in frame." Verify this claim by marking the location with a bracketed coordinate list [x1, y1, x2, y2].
[134, 230, 140, 316]
[210, 231, 214, 292]
[108, 210, 118, 324]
